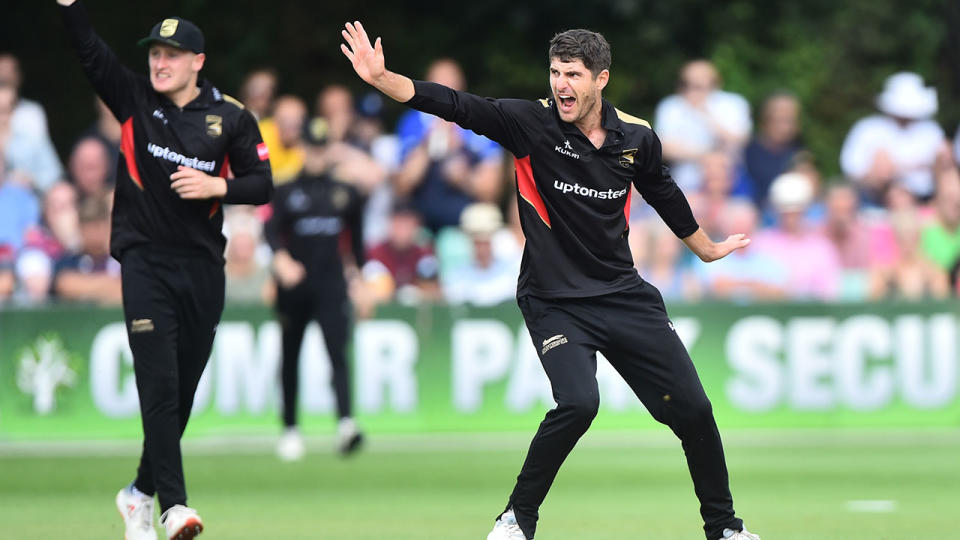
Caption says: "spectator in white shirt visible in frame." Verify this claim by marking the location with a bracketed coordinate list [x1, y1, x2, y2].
[654, 60, 751, 192]
[840, 72, 949, 205]
[0, 54, 64, 191]
[442, 203, 518, 307]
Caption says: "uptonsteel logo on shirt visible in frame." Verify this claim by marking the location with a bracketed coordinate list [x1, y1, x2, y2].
[146, 143, 217, 173]
[553, 180, 628, 200]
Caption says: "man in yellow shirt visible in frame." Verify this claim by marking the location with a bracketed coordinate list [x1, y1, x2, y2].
[259, 95, 307, 184]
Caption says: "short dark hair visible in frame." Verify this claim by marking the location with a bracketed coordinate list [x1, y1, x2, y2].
[548, 29, 611, 77]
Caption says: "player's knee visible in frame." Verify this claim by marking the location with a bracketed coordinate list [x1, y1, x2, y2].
[563, 394, 600, 427]
[676, 394, 714, 427]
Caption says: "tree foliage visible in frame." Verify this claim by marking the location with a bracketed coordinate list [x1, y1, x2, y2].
[2, 0, 956, 176]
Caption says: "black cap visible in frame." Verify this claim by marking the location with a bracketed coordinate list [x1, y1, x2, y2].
[138, 17, 205, 54]
[302, 117, 329, 147]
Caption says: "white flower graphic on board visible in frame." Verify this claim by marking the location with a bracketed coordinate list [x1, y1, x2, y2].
[16, 335, 77, 415]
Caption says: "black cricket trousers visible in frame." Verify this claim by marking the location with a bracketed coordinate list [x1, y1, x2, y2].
[122, 246, 224, 513]
[275, 285, 352, 427]
[505, 280, 744, 540]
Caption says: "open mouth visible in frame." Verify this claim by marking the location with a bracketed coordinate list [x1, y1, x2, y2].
[558, 94, 576, 113]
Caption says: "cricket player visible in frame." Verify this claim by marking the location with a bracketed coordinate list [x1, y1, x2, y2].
[341, 21, 760, 540]
[58, 1, 274, 538]
[266, 118, 366, 461]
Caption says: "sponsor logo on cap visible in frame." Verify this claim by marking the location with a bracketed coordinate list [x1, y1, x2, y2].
[160, 19, 179, 38]
[257, 142, 270, 161]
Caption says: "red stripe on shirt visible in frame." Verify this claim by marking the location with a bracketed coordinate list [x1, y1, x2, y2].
[515, 156, 550, 228]
[209, 154, 231, 218]
[120, 117, 143, 190]
[624, 188, 632, 230]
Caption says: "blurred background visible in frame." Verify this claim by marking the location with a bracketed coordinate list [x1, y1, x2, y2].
[0, 1, 958, 539]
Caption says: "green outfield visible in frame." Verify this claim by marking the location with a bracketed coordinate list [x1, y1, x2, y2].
[1, 429, 957, 539]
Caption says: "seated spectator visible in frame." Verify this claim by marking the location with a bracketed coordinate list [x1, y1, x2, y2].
[316, 84, 355, 144]
[0, 53, 50, 139]
[921, 164, 960, 271]
[53, 196, 121, 304]
[14, 247, 53, 306]
[698, 200, 788, 301]
[354, 92, 402, 248]
[239, 68, 277, 121]
[687, 150, 739, 238]
[27, 181, 81, 259]
[68, 136, 113, 201]
[0, 83, 64, 191]
[442, 203, 519, 306]
[820, 183, 874, 299]
[394, 58, 504, 232]
[259, 95, 307, 184]
[654, 60, 751, 192]
[642, 222, 702, 301]
[0, 53, 64, 191]
[870, 210, 949, 300]
[0, 149, 39, 250]
[363, 202, 440, 304]
[224, 208, 272, 305]
[313, 87, 390, 197]
[752, 172, 842, 300]
[78, 97, 121, 182]
[787, 151, 827, 224]
[742, 92, 804, 208]
[840, 72, 950, 204]
[0, 244, 13, 303]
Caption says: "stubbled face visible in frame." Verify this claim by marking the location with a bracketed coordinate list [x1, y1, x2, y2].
[549, 58, 606, 124]
[148, 44, 203, 95]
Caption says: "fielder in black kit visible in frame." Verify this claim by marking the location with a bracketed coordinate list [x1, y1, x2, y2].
[59, 1, 272, 539]
[341, 22, 760, 540]
[265, 119, 365, 460]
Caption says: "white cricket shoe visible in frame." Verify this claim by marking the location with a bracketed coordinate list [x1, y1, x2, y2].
[721, 527, 761, 540]
[115, 486, 156, 540]
[160, 505, 203, 540]
[337, 417, 364, 456]
[276, 427, 306, 462]
[487, 509, 528, 540]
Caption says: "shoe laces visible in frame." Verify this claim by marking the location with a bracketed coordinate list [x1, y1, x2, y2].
[723, 528, 760, 540]
[131, 497, 154, 530]
[498, 512, 526, 539]
[161, 504, 196, 527]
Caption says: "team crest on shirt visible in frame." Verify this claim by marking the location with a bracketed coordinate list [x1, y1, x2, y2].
[331, 186, 350, 211]
[619, 148, 637, 168]
[287, 189, 309, 211]
[205, 115, 223, 137]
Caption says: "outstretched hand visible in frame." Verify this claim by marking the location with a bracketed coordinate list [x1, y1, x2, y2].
[340, 21, 384, 86]
[711, 233, 751, 260]
[682, 228, 750, 263]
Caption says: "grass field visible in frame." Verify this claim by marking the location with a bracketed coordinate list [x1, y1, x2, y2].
[1, 429, 958, 539]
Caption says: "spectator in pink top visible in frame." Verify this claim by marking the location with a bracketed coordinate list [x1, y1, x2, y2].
[753, 172, 842, 300]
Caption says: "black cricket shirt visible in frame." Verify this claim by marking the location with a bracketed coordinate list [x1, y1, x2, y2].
[61, 1, 274, 264]
[265, 172, 366, 296]
[406, 81, 700, 299]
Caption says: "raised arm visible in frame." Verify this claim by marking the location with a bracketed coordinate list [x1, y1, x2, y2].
[58, 0, 141, 121]
[340, 21, 539, 157]
[340, 21, 414, 102]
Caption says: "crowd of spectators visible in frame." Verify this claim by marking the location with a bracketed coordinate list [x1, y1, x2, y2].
[2, 50, 959, 309]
